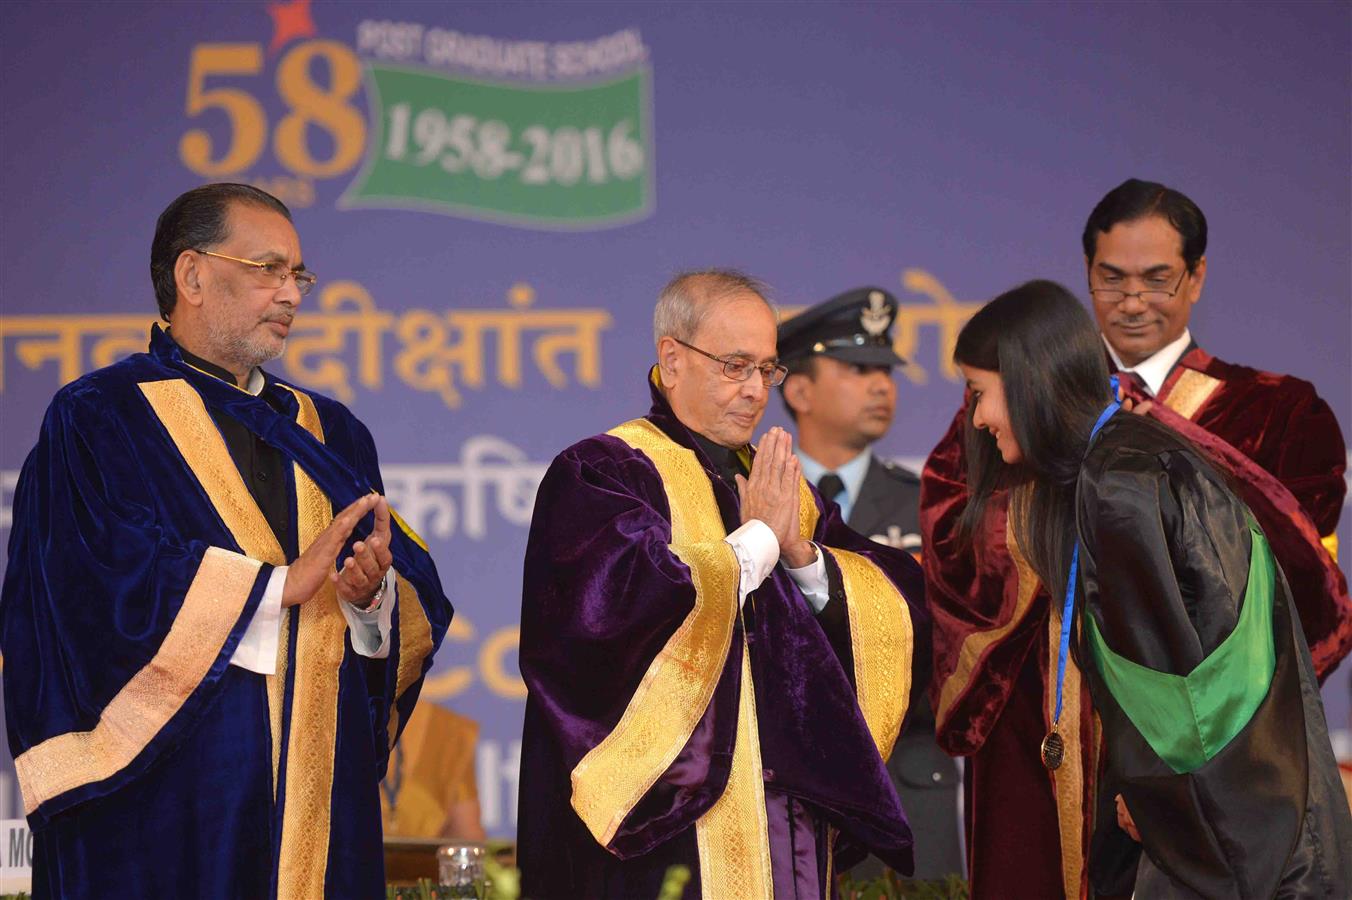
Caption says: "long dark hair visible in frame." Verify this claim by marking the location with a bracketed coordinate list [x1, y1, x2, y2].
[954, 280, 1113, 597]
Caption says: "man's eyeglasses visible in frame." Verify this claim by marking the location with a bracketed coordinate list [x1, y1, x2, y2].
[674, 338, 788, 387]
[1089, 269, 1188, 306]
[195, 249, 317, 296]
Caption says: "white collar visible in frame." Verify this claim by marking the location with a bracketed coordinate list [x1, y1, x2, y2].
[1103, 329, 1192, 396]
[243, 367, 265, 396]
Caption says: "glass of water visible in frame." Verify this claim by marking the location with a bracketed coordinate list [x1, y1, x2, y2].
[437, 842, 489, 899]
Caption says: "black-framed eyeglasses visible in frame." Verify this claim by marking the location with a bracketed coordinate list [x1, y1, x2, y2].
[1089, 268, 1188, 306]
[195, 249, 317, 296]
[673, 338, 788, 387]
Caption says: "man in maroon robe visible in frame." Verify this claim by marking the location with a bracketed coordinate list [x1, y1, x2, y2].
[519, 270, 927, 899]
[921, 178, 1349, 898]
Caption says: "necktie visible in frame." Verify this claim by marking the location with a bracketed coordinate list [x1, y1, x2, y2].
[712, 448, 746, 487]
[1119, 370, 1151, 400]
[816, 473, 845, 504]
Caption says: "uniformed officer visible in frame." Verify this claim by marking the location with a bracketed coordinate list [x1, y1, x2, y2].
[778, 286, 963, 881]
[779, 287, 921, 551]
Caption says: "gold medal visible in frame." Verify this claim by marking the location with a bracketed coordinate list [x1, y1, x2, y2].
[1040, 730, 1065, 770]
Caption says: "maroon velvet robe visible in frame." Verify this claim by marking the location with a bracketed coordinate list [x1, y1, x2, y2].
[920, 344, 1349, 899]
[518, 375, 927, 899]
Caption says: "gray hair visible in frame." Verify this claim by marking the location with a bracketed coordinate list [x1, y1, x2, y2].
[653, 269, 777, 345]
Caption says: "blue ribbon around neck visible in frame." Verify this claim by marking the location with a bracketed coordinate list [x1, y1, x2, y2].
[1052, 374, 1121, 727]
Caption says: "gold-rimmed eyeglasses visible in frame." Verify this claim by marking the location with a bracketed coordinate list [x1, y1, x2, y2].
[674, 338, 788, 387]
[195, 249, 317, 296]
[1089, 269, 1188, 306]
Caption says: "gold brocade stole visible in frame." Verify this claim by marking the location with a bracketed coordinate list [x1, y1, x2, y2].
[819, 516, 916, 890]
[1159, 368, 1222, 421]
[569, 419, 814, 897]
[138, 379, 348, 899]
[572, 419, 912, 896]
[823, 551, 914, 762]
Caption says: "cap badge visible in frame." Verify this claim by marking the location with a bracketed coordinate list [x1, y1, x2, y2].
[860, 290, 890, 337]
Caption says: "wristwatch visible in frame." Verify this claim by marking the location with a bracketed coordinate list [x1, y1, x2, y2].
[354, 578, 386, 612]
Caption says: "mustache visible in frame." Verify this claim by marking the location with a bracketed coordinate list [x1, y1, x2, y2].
[260, 310, 295, 325]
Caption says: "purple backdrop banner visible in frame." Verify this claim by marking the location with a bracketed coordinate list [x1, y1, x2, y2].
[1, 1, 1348, 837]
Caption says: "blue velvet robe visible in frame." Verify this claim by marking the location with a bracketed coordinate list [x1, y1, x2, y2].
[518, 374, 926, 899]
[1, 326, 452, 898]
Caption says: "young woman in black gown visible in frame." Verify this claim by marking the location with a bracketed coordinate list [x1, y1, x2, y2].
[952, 280, 1350, 898]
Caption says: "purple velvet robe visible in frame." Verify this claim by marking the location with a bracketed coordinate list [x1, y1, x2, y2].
[518, 375, 925, 899]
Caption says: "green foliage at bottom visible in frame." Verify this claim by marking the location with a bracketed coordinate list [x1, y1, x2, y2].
[838, 872, 970, 900]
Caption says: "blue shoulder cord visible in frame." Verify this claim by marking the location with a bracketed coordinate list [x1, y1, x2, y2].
[1043, 374, 1121, 769]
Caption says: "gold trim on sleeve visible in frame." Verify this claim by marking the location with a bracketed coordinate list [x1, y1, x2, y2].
[14, 548, 263, 814]
[570, 419, 741, 849]
[826, 549, 913, 759]
[387, 573, 434, 750]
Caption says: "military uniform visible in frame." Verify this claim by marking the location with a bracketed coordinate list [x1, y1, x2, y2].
[779, 288, 963, 881]
[850, 456, 922, 554]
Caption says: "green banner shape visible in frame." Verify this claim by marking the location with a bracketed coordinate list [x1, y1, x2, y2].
[341, 64, 652, 229]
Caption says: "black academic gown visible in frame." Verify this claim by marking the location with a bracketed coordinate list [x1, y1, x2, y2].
[1075, 414, 1351, 898]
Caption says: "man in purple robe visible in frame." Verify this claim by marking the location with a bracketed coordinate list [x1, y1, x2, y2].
[518, 270, 927, 899]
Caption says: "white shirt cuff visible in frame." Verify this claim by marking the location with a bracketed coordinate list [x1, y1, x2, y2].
[724, 520, 780, 608]
[339, 568, 396, 659]
[228, 565, 285, 675]
[784, 543, 830, 613]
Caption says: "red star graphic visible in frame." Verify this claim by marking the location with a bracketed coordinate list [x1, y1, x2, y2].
[267, 0, 317, 56]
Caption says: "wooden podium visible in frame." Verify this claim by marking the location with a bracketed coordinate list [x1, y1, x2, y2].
[384, 836, 444, 885]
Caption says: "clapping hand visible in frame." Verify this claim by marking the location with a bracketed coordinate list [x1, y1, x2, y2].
[282, 494, 394, 609]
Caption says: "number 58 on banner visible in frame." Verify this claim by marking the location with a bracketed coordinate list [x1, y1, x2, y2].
[178, 39, 653, 229]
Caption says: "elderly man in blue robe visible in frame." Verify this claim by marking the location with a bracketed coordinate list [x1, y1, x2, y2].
[1, 183, 452, 898]
[518, 270, 927, 899]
